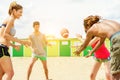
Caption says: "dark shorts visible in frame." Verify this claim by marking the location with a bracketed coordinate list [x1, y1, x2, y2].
[110, 31, 120, 74]
[0, 44, 10, 58]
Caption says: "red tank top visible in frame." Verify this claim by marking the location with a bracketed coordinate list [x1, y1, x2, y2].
[91, 40, 110, 59]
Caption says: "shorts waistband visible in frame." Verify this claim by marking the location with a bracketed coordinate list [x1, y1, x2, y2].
[0, 44, 8, 48]
[110, 31, 120, 41]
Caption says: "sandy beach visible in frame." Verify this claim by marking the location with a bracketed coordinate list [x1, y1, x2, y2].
[1, 57, 107, 80]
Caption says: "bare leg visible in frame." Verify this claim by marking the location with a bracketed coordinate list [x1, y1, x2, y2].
[90, 61, 101, 80]
[27, 57, 37, 80]
[0, 56, 14, 80]
[0, 64, 4, 80]
[104, 62, 113, 80]
[41, 60, 49, 80]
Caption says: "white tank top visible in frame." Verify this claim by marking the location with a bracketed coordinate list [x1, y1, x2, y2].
[30, 33, 46, 56]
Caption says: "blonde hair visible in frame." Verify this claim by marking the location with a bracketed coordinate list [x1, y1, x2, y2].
[8, 1, 23, 15]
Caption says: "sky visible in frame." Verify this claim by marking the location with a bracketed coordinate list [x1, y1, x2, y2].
[0, 0, 120, 39]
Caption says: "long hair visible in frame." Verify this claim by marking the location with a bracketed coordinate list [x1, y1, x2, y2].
[8, 1, 23, 15]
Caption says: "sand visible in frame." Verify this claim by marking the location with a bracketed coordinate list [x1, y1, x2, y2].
[4, 57, 107, 80]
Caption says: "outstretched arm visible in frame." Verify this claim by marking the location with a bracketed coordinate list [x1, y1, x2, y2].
[4, 18, 30, 46]
[74, 31, 93, 56]
[8, 41, 20, 50]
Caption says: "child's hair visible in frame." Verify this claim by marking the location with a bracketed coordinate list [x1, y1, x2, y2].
[83, 15, 100, 29]
[8, 1, 23, 15]
[33, 21, 40, 27]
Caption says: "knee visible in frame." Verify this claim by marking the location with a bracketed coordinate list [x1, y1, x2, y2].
[90, 73, 95, 79]
[6, 70, 14, 78]
[0, 72, 5, 76]
[10, 70, 14, 78]
[45, 67, 48, 72]
[29, 64, 32, 68]
[11, 72, 14, 78]
[43, 66, 48, 72]
[29, 63, 34, 70]
[30, 62, 34, 67]
[0, 72, 5, 78]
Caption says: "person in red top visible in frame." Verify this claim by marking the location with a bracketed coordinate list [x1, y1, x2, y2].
[87, 37, 112, 80]
[91, 39, 110, 59]
[74, 15, 120, 79]
[76, 34, 112, 80]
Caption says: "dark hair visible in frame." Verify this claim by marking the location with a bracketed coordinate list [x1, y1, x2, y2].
[8, 1, 23, 15]
[33, 21, 40, 27]
[83, 15, 100, 29]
